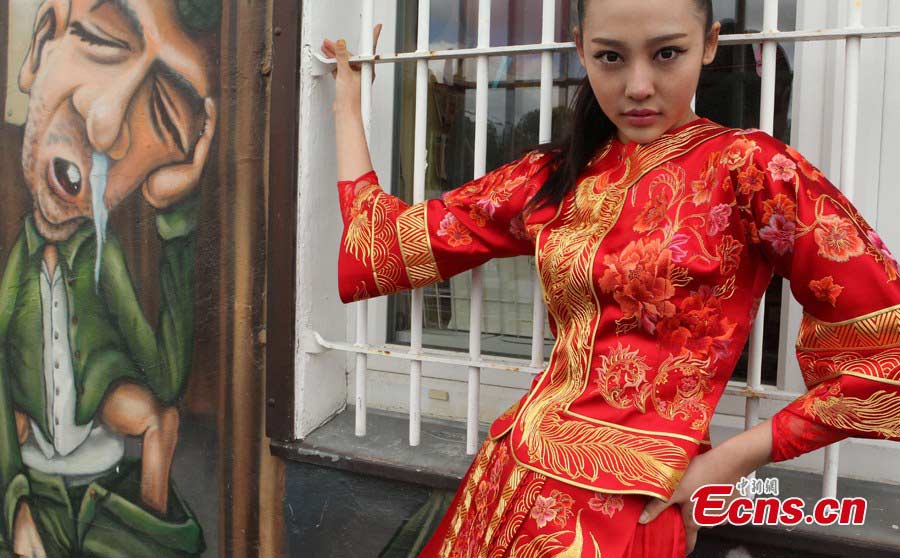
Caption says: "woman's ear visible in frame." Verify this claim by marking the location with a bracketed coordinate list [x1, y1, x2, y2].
[702, 21, 721, 65]
[19, 2, 60, 93]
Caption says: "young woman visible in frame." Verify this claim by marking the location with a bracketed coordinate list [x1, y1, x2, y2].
[323, 0, 900, 556]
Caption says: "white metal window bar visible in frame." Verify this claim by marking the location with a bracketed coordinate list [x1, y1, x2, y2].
[307, 0, 900, 497]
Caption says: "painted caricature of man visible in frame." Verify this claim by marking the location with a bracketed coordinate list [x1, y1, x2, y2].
[0, 1, 219, 556]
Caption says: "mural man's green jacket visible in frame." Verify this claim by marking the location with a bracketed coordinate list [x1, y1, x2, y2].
[0, 194, 199, 539]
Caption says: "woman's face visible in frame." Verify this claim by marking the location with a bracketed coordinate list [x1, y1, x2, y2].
[574, 0, 720, 145]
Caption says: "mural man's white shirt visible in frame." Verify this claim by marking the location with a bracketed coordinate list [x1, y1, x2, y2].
[20, 260, 125, 478]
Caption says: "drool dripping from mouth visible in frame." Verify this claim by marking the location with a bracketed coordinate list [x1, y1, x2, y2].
[90, 151, 110, 290]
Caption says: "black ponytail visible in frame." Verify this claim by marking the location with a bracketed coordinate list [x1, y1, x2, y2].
[524, 0, 714, 213]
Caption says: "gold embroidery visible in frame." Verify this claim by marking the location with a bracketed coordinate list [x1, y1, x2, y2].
[370, 192, 406, 295]
[440, 438, 497, 558]
[797, 348, 900, 388]
[488, 471, 546, 558]
[592, 343, 653, 412]
[553, 509, 602, 558]
[343, 182, 381, 261]
[800, 383, 900, 439]
[590, 345, 716, 434]
[796, 303, 900, 352]
[509, 529, 571, 558]
[653, 352, 715, 432]
[509, 122, 732, 499]
[397, 202, 443, 288]
[478, 464, 526, 558]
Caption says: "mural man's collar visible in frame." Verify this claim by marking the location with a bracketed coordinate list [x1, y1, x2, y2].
[24, 215, 95, 270]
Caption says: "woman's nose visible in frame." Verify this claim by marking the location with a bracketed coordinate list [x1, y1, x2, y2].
[625, 64, 655, 101]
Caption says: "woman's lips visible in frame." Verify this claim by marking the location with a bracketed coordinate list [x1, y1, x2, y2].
[47, 157, 83, 199]
[623, 111, 662, 127]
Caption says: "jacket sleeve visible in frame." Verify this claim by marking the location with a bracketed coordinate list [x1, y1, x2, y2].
[101, 192, 199, 405]
[730, 129, 900, 462]
[336, 149, 555, 304]
[0, 235, 27, 541]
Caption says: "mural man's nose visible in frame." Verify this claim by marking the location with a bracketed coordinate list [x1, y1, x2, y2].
[84, 66, 147, 153]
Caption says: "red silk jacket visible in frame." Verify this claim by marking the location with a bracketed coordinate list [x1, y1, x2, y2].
[336, 117, 900, 501]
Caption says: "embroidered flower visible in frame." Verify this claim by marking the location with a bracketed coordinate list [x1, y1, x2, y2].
[866, 230, 900, 281]
[809, 276, 844, 306]
[588, 492, 625, 517]
[680, 374, 700, 393]
[657, 285, 737, 363]
[437, 213, 473, 247]
[720, 138, 759, 171]
[634, 189, 671, 232]
[691, 178, 712, 206]
[599, 238, 677, 334]
[691, 151, 720, 204]
[737, 163, 765, 196]
[531, 495, 558, 528]
[750, 220, 762, 242]
[767, 154, 797, 183]
[759, 214, 796, 255]
[716, 234, 743, 275]
[761, 193, 797, 224]
[468, 200, 494, 227]
[813, 214, 865, 262]
[668, 233, 691, 264]
[785, 145, 825, 182]
[707, 204, 733, 236]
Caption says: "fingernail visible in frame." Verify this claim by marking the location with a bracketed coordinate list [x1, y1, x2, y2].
[638, 511, 649, 524]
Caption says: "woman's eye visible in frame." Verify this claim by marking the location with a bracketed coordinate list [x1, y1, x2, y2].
[656, 47, 685, 61]
[595, 51, 621, 64]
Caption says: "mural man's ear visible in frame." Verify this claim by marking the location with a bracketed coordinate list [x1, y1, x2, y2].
[19, 2, 63, 93]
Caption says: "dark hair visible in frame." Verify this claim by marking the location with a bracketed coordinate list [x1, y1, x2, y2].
[524, 0, 714, 213]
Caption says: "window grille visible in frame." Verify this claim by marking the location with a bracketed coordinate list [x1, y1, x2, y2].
[307, 0, 900, 499]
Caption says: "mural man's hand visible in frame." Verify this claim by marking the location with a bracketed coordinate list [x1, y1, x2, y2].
[142, 97, 218, 209]
[321, 23, 383, 113]
[13, 503, 47, 558]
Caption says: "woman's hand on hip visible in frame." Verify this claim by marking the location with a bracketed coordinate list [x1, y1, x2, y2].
[640, 418, 775, 554]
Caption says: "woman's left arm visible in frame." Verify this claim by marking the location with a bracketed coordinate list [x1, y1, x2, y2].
[638, 416, 774, 553]
[641, 131, 900, 553]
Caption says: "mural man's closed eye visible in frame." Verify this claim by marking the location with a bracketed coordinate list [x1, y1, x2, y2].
[0, 0, 220, 556]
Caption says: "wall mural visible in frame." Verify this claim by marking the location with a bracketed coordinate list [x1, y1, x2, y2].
[0, 1, 228, 556]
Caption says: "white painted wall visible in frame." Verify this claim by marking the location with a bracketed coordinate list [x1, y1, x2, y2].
[294, 0, 398, 437]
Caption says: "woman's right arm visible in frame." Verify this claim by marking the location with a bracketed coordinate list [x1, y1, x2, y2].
[323, 33, 379, 181]
[335, 150, 554, 304]
[325, 30, 558, 304]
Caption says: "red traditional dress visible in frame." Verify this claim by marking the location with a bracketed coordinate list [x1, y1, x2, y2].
[335, 117, 900, 558]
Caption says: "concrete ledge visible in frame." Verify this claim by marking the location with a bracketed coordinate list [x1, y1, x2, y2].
[270, 407, 484, 491]
[271, 407, 900, 557]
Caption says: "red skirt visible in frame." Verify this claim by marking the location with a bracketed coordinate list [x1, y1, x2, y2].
[419, 433, 687, 558]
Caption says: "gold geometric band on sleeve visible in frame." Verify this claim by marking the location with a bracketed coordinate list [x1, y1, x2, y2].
[796, 302, 900, 351]
[396, 202, 444, 289]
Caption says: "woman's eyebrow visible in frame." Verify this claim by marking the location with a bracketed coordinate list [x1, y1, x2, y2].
[591, 33, 689, 47]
